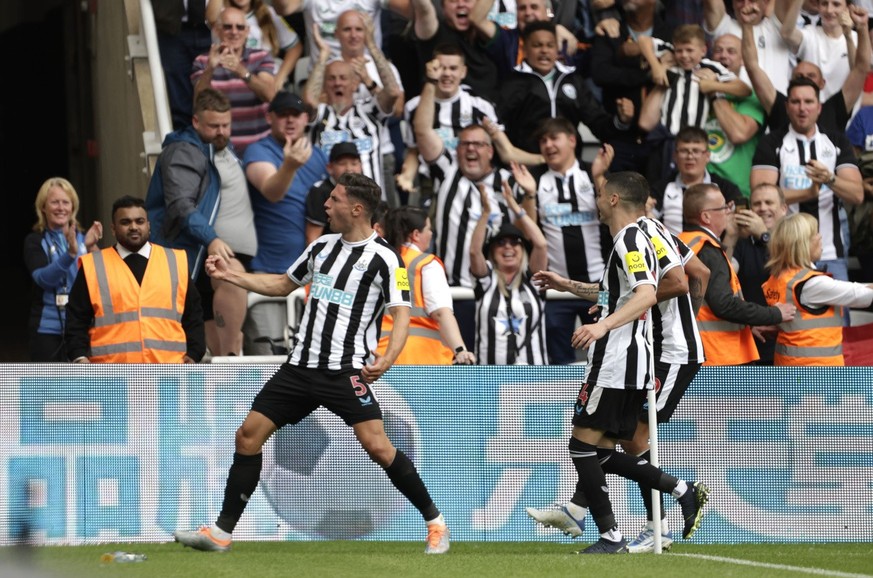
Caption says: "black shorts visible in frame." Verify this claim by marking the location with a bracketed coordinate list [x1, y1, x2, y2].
[197, 253, 253, 321]
[251, 363, 383, 427]
[571, 383, 647, 441]
[640, 361, 701, 424]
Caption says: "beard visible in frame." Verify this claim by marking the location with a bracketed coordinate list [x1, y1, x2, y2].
[212, 135, 229, 151]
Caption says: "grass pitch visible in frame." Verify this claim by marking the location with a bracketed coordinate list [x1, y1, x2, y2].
[4, 542, 872, 578]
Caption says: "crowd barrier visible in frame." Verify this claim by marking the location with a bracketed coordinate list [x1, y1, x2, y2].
[1, 364, 870, 545]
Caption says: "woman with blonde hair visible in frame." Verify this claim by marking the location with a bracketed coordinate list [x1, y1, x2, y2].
[23, 178, 102, 361]
[762, 213, 873, 366]
[470, 181, 549, 365]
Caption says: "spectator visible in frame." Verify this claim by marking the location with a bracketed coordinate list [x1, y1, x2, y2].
[206, 0, 303, 90]
[192, 5, 277, 155]
[411, 0, 501, 102]
[243, 90, 327, 355]
[305, 142, 361, 244]
[413, 79, 520, 291]
[845, 105, 873, 282]
[377, 206, 476, 365]
[399, 46, 501, 205]
[732, 183, 789, 365]
[272, 0, 412, 67]
[471, 0, 580, 82]
[333, 10, 406, 207]
[741, 3, 870, 134]
[470, 182, 549, 365]
[498, 21, 634, 155]
[705, 33, 766, 198]
[763, 213, 873, 365]
[751, 77, 864, 283]
[65, 196, 205, 364]
[304, 34, 399, 198]
[24, 178, 102, 362]
[678, 183, 795, 365]
[520, 118, 614, 364]
[703, 0, 793, 94]
[780, 0, 859, 101]
[146, 88, 255, 357]
[637, 25, 749, 138]
[651, 127, 743, 236]
[588, 0, 674, 174]
[153, 0, 212, 129]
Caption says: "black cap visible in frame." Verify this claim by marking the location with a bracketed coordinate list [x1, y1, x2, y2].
[269, 91, 307, 114]
[329, 142, 361, 163]
[484, 222, 531, 254]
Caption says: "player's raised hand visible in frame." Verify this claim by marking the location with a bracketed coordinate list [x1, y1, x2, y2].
[532, 270, 572, 293]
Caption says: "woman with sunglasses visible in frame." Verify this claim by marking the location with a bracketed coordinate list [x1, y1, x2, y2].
[762, 213, 873, 366]
[376, 207, 475, 365]
[470, 180, 549, 364]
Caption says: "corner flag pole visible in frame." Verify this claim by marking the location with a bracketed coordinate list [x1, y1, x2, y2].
[646, 307, 662, 554]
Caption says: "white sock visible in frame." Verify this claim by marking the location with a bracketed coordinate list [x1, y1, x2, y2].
[602, 528, 623, 542]
[210, 526, 231, 540]
[426, 513, 445, 526]
[565, 502, 587, 519]
[672, 480, 688, 498]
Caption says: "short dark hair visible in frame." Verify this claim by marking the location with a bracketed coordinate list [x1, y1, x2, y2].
[337, 172, 381, 217]
[603, 172, 650, 209]
[433, 43, 465, 61]
[372, 200, 389, 229]
[683, 183, 720, 223]
[787, 77, 820, 102]
[111, 195, 146, 220]
[194, 88, 231, 115]
[522, 20, 556, 43]
[672, 24, 706, 46]
[675, 126, 708, 146]
[384, 206, 428, 249]
[535, 117, 577, 142]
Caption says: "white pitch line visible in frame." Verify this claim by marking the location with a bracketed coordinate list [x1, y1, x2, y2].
[674, 553, 873, 578]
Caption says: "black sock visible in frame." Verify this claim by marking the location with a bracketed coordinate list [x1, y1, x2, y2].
[598, 448, 678, 494]
[636, 451, 665, 521]
[384, 449, 440, 522]
[569, 437, 614, 532]
[216, 452, 262, 533]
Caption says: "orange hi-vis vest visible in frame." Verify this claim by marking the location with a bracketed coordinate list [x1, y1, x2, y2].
[80, 245, 189, 363]
[377, 246, 454, 365]
[762, 267, 844, 366]
[678, 230, 759, 365]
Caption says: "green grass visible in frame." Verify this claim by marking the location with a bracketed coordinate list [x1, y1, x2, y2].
[5, 542, 872, 578]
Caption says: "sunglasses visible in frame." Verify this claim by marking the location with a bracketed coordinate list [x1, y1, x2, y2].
[222, 23, 247, 31]
[495, 237, 522, 247]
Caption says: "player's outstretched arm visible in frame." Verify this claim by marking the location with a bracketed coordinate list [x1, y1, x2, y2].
[205, 255, 299, 296]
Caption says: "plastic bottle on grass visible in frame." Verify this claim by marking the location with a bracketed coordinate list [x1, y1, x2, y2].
[101, 551, 147, 563]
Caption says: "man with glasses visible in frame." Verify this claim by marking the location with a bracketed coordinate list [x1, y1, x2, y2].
[192, 6, 277, 155]
[678, 183, 795, 365]
[651, 127, 743, 235]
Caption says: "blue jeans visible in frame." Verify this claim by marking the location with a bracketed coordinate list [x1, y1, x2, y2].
[545, 299, 597, 365]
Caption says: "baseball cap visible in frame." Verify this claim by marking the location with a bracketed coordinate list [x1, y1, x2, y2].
[269, 91, 307, 114]
[484, 222, 532, 255]
[329, 142, 361, 163]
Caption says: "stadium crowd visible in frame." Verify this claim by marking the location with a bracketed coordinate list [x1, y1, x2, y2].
[27, 0, 873, 366]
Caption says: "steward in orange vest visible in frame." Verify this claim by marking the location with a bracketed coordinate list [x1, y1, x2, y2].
[679, 228, 762, 365]
[762, 268, 844, 366]
[377, 245, 454, 364]
[79, 245, 191, 363]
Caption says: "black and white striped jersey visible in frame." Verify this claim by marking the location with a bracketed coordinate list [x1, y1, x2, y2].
[430, 151, 515, 287]
[752, 125, 858, 261]
[403, 87, 499, 156]
[637, 217, 704, 365]
[653, 40, 735, 135]
[310, 102, 388, 192]
[533, 161, 612, 282]
[286, 232, 410, 370]
[473, 263, 548, 365]
[584, 223, 658, 390]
